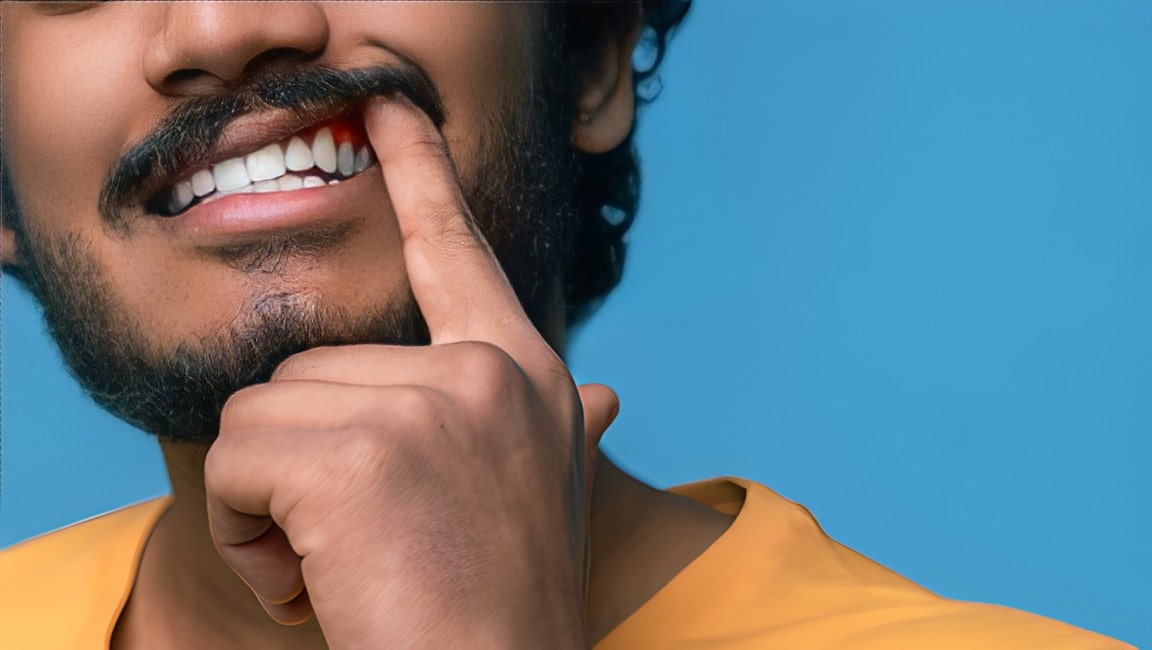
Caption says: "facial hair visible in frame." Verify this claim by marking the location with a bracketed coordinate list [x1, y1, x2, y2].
[6, 64, 579, 443]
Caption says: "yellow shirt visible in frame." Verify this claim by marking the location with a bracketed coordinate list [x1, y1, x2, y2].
[0, 479, 1134, 649]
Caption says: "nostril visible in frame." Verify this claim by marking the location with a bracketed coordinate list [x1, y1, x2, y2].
[144, 2, 330, 94]
[164, 68, 204, 87]
[160, 48, 316, 94]
[160, 67, 233, 97]
[243, 47, 319, 78]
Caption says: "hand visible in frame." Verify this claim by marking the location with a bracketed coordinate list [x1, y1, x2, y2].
[203, 96, 619, 649]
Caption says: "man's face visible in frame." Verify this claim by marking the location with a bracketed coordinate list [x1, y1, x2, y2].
[1, 3, 585, 440]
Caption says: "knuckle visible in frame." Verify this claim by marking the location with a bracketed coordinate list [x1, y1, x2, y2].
[269, 356, 307, 383]
[380, 129, 444, 165]
[398, 131, 446, 156]
[218, 384, 267, 431]
[333, 421, 390, 475]
[455, 341, 519, 386]
[392, 385, 442, 428]
[268, 346, 336, 381]
[409, 136, 452, 163]
[346, 386, 436, 436]
[202, 438, 238, 491]
[411, 204, 480, 255]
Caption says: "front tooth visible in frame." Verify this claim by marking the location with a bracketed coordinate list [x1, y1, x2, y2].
[303, 175, 325, 188]
[191, 169, 215, 197]
[253, 180, 280, 193]
[246, 143, 286, 182]
[285, 136, 314, 172]
[312, 128, 337, 173]
[217, 183, 254, 197]
[213, 158, 250, 192]
[337, 142, 355, 177]
[354, 146, 370, 173]
[278, 174, 305, 191]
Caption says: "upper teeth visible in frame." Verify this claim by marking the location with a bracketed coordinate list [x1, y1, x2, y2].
[157, 126, 374, 216]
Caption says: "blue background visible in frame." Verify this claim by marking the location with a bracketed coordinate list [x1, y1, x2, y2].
[2, 1, 1147, 646]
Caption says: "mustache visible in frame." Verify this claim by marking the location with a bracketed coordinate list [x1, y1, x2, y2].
[99, 64, 445, 231]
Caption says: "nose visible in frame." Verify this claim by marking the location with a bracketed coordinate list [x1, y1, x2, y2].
[145, 1, 329, 96]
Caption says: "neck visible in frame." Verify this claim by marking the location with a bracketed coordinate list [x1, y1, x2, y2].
[114, 442, 732, 649]
[114, 442, 330, 649]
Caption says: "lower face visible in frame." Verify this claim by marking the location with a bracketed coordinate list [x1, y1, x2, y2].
[1, 3, 579, 440]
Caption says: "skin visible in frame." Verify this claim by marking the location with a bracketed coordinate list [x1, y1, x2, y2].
[1, 3, 732, 648]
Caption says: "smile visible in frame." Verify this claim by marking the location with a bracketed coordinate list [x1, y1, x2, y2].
[147, 117, 376, 217]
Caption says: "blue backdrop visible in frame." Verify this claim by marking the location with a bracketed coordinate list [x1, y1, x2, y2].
[2, 1, 1147, 646]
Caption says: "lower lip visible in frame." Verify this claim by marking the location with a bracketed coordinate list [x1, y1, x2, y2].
[154, 168, 379, 245]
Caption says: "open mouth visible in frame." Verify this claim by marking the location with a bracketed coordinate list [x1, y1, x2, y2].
[147, 116, 376, 217]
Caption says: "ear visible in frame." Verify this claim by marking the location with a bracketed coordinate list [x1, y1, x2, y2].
[1, 161, 24, 268]
[0, 225, 21, 268]
[571, 19, 644, 154]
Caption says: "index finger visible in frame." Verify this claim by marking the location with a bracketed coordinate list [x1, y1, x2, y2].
[365, 96, 540, 352]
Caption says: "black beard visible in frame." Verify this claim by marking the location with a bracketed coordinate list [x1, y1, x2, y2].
[7, 65, 579, 443]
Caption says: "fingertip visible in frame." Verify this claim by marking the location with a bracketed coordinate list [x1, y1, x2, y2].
[363, 96, 395, 144]
[604, 385, 621, 423]
[363, 96, 398, 148]
[578, 383, 620, 443]
[259, 589, 315, 626]
[581, 382, 620, 417]
[364, 94, 432, 141]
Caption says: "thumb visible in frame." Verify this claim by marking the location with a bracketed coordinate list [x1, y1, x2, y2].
[580, 380, 617, 467]
[576, 383, 619, 596]
[577, 383, 619, 451]
[209, 514, 314, 625]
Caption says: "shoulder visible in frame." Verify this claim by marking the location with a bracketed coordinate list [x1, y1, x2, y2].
[825, 600, 1135, 650]
[0, 498, 170, 649]
[597, 479, 1134, 650]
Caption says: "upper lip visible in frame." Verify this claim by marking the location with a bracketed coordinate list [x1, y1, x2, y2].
[137, 105, 366, 209]
[104, 62, 447, 228]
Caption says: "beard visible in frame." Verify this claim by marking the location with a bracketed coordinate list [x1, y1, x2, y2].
[6, 65, 580, 443]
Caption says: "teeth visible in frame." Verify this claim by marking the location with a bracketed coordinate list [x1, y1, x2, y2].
[200, 183, 253, 206]
[312, 128, 337, 173]
[212, 158, 250, 193]
[175, 181, 194, 207]
[337, 142, 355, 177]
[191, 169, 215, 197]
[284, 136, 314, 172]
[158, 122, 376, 216]
[168, 181, 195, 213]
[354, 146, 370, 173]
[245, 143, 286, 182]
[218, 183, 255, 198]
[278, 174, 305, 191]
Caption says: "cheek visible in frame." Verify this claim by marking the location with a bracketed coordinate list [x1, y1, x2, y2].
[1, 12, 186, 330]
[1, 14, 152, 242]
[325, 4, 542, 181]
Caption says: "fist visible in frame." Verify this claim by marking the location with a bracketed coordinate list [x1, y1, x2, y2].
[203, 97, 619, 649]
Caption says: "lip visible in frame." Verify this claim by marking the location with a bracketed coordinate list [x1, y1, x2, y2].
[152, 162, 383, 247]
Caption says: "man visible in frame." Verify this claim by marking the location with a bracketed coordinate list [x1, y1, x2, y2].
[0, 2, 1135, 648]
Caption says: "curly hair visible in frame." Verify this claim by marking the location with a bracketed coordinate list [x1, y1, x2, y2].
[556, 1, 692, 326]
